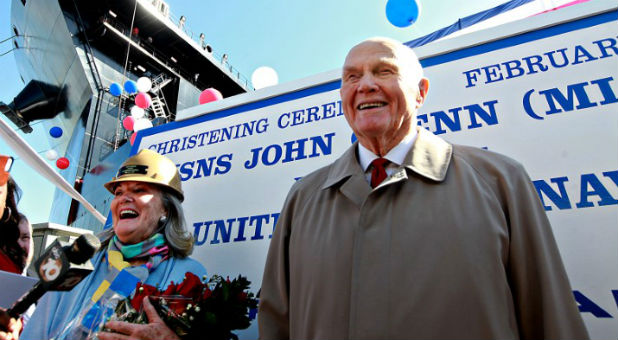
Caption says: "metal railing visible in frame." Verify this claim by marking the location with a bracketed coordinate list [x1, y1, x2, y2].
[130, 2, 253, 90]
[163, 11, 253, 90]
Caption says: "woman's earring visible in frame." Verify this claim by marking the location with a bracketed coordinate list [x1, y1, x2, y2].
[158, 215, 167, 229]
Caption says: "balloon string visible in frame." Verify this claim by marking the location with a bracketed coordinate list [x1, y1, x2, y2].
[114, 0, 139, 151]
[121, 1, 138, 99]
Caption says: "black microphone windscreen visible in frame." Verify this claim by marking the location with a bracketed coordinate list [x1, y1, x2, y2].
[67, 234, 101, 264]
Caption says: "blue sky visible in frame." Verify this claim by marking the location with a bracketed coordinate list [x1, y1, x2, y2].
[0, 0, 500, 223]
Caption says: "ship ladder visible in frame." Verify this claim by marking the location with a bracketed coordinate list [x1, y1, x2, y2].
[151, 74, 173, 93]
[151, 96, 167, 120]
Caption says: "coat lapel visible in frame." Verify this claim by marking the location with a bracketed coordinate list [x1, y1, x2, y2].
[378, 128, 453, 188]
[322, 129, 453, 203]
[322, 142, 371, 207]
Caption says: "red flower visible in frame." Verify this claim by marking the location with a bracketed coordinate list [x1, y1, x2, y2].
[202, 287, 212, 300]
[119, 273, 258, 339]
[131, 282, 159, 310]
[166, 296, 192, 315]
[176, 272, 204, 300]
[237, 292, 247, 301]
[163, 281, 178, 296]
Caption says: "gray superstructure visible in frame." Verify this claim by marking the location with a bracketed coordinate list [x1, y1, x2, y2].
[9, 0, 249, 231]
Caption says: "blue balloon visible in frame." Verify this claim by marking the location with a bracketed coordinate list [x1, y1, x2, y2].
[109, 83, 122, 96]
[386, 0, 421, 28]
[49, 126, 63, 138]
[124, 80, 138, 94]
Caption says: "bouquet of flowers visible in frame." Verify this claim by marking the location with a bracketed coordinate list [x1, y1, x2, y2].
[107, 272, 258, 340]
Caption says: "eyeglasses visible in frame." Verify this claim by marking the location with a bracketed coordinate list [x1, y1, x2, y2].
[0, 155, 14, 186]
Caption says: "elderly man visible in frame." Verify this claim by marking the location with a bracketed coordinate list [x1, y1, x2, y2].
[258, 37, 588, 339]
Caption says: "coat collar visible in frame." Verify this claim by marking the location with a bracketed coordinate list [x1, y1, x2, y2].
[403, 127, 453, 182]
[322, 128, 453, 190]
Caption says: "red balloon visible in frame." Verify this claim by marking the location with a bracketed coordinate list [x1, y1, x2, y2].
[135, 92, 152, 109]
[130, 133, 137, 145]
[199, 88, 223, 105]
[123, 116, 135, 131]
[56, 157, 70, 169]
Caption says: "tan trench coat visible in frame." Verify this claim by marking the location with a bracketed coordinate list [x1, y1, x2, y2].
[258, 128, 588, 340]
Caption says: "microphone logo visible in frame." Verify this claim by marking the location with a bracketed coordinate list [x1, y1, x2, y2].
[41, 257, 62, 281]
[35, 242, 68, 284]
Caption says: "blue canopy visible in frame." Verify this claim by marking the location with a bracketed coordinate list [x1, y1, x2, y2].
[405, 0, 534, 47]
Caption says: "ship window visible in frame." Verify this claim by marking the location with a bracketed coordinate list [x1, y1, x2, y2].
[14, 41, 18, 49]
[12, 26, 19, 36]
[21, 0, 26, 5]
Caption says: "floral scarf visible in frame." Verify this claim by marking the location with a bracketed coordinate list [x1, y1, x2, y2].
[92, 233, 169, 302]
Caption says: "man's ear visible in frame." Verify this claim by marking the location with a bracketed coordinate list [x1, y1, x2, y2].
[416, 78, 429, 108]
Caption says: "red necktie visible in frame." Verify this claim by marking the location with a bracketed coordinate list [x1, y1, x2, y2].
[370, 158, 389, 188]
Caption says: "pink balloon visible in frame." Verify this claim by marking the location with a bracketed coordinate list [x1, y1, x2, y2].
[130, 133, 137, 145]
[199, 88, 223, 105]
[56, 157, 70, 169]
[135, 92, 152, 109]
[122, 116, 135, 131]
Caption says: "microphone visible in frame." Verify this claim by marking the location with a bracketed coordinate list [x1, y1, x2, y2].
[6, 233, 101, 317]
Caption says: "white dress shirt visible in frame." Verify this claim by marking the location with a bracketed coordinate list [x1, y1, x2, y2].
[357, 130, 417, 184]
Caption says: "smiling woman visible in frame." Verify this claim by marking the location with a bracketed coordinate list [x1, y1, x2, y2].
[110, 182, 166, 246]
[21, 150, 207, 340]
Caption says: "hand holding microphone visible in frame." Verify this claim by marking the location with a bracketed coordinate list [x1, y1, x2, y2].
[0, 233, 101, 332]
[0, 316, 21, 340]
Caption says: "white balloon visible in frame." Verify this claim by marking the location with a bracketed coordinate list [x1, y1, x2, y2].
[251, 66, 279, 90]
[130, 106, 145, 119]
[45, 149, 58, 161]
[136, 77, 152, 93]
[133, 118, 153, 132]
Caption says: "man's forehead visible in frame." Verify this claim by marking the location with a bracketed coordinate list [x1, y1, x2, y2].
[344, 41, 401, 67]
[348, 40, 397, 58]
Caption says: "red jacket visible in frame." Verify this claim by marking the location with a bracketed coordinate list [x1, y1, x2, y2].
[0, 249, 22, 274]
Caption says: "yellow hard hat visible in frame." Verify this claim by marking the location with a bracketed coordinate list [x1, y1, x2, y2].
[104, 149, 184, 201]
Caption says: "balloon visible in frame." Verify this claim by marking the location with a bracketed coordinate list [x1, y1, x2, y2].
[386, 0, 421, 28]
[137, 77, 152, 93]
[45, 149, 58, 161]
[251, 66, 279, 90]
[122, 116, 135, 131]
[133, 118, 153, 132]
[135, 92, 152, 109]
[130, 106, 145, 119]
[56, 157, 70, 169]
[124, 80, 138, 94]
[198, 88, 223, 105]
[109, 83, 122, 96]
[130, 133, 137, 145]
[49, 126, 63, 138]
